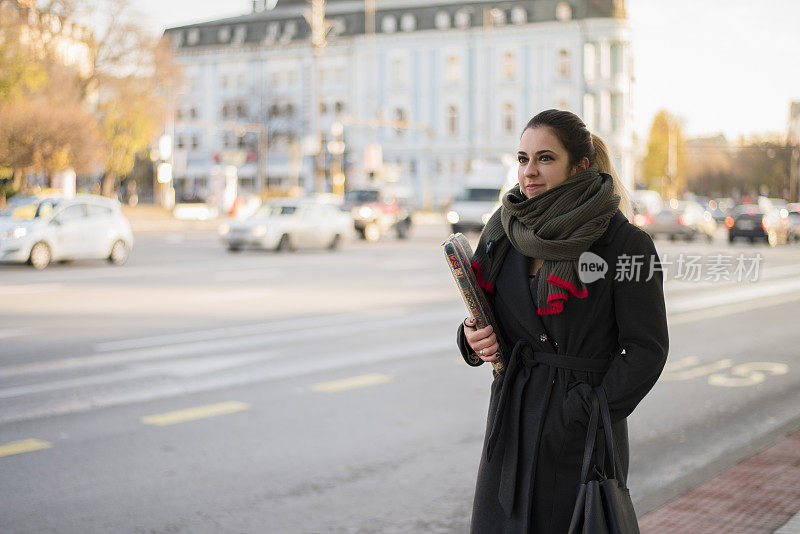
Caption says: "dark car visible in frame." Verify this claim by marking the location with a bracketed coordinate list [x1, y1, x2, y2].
[726, 204, 790, 246]
[647, 201, 716, 242]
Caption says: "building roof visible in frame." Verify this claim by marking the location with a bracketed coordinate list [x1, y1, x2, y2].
[164, 0, 624, 50]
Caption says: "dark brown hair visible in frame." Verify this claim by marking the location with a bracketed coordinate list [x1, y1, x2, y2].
[522, 109, 594, 168]
[522, 109, 631, 217]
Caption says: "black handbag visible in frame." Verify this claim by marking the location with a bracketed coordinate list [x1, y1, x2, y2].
[568, 386, 640, 534]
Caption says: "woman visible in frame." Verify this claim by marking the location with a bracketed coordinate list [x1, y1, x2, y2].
[457, 109, 669, 533]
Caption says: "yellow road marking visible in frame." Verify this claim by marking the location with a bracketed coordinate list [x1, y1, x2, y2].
[0, 438, 53, 458]
[141, 401, 250, 426]
[312, 373, 392, 393]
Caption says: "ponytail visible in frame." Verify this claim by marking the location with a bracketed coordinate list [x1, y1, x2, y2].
[592, 134, 632, 220]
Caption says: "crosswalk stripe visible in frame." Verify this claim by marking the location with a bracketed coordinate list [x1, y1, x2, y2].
[141, 401, 250, 426]
[0, 438, 53, 458]
[312, 374, 392, 393]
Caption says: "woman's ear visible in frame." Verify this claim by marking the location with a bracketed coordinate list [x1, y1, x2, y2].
[571, 157, 590, 176]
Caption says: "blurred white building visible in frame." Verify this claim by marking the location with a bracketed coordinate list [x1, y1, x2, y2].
[164, 0, 634, 207]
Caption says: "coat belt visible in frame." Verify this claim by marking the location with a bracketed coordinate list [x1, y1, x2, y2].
[485, 340, 612, 518]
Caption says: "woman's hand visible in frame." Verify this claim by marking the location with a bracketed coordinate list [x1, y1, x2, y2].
[463, 318, 501, 363]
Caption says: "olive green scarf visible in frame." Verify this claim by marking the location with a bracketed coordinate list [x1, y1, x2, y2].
[471, 165, 620, 315]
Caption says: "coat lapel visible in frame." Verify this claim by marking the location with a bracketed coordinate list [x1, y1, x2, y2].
[495, 246, 546, 343]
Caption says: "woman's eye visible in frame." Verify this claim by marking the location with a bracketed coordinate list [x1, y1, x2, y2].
[518, 156, 528, 164]
[539, 155, 552, 162]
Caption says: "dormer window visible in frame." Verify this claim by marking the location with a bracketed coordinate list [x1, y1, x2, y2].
[511, 6, 527, 24]
[381, 15, 397, 33]
[435, 11, 451, 30]
[232, 25, 246, 44]
[556, 2, 573, 21]
[187, 28, 200, 45]
[218, 26, 231, 42]
[400, 13, 416, 32]
[454, 10, 472, 28]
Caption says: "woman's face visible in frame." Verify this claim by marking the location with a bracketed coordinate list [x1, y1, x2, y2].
[517, 127, 587, 198]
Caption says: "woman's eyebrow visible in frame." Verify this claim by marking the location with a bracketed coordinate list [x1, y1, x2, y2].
[534, 149, 555, 156]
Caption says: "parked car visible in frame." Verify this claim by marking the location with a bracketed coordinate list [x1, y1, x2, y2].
[342, 187, 413, 242]
[725, 204, 790, 246]
[447, 186, 502, 233]
[647, 200, 716, 242]
[709, 198, 734, 222]
[0, 194, 133, 269]
[219, 198, 352, 252]
[788, 203, 800, 242]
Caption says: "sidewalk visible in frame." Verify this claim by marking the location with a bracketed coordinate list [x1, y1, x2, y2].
[639, 429, 800, 533]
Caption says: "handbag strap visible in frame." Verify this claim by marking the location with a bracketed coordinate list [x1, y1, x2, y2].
[579, 394, 600, 484]
[596, 385, 624, 484]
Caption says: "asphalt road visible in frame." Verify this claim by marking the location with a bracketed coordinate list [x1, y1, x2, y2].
[1, 221, 800, 533]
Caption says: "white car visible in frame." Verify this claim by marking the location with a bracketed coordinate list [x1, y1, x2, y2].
[0, 194, 134, 269]
[219, 199, 353, 252]
[447, 187, 502, 234]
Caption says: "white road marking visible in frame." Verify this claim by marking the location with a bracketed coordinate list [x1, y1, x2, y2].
[93, 309, 408, 352]
[0, 309, 459, 378]
[0, 337, 456, 424]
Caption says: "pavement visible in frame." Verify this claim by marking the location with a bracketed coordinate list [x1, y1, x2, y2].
[639, 428, 800, 533]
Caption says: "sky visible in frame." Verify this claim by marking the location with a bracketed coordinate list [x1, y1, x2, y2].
[132, 0, 800, 141]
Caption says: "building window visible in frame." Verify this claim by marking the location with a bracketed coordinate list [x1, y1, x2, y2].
[237, 102, 247, 118]
[381, 15, 397, 33]
[269, 103, 280, 117]
[610, 41, 623, 77]
[435, 11, 451, 29]
[436, 159, 443, 175]
[400, 13, 416, 32]
[391, 58, 406, 86]
[556, 2, 572, 21]
[171, 31, 184, 48]
[502, 52, 516, 81]
[491, 9, 506, 26]
[445, 55, 461, 84]
[221, 104, 229, 119]
[191, 135, 199, 150]
[454, 9, 471, 28]
[189, 107, 198, 119]
[583, 42, 597, 82]
[331, 18, 346, 36]
[218, 26, 231, 42]
[503, 102, 515, 134]
[280, 21, 297, 43]
[265, 22, 279, 44]
[610, 92, 622, 132]
[447, 105, 459, 136]
[557, 49, 571, 78]
[319, 101, 327, 115]
[583, 93, 596, 131]
[510, 6, 527, 24]
[334, 101, 344, 114]
[187, 28, 200, 45]
[176, 135, 185, 149]
[285, 103, 295, 116]
[394, 108, 407, 136]
[232, 25, 247, 44]
[175, 108, 183, 121]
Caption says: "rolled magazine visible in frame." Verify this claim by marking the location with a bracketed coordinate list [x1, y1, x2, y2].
[443, 233, 505, 373]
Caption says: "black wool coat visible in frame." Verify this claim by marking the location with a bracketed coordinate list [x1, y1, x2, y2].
[456, 210, 669, 533]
